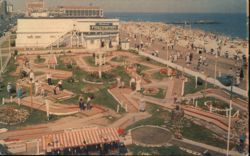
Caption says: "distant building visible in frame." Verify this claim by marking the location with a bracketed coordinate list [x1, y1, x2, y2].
[26, 0, 44, 17]
[49, 6, 104, 18]
[17, 1, 119, 51]
[7, 3, 13, 13]
[0, 0, 7, 19]
[16, 17, 119, 50]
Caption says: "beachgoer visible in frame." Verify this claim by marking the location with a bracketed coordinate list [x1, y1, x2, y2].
[7, 82, 12, 97]
[86, 96, 91, 110]
[47, 73, 52, 85]
[79, 95, 85, 111]
[58, 80, 63, 91]
[35, 81, 40, 96]
[29, 70, 35, 83]
[53, 86, 57, 95]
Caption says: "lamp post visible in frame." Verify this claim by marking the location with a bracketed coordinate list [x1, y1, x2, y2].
[30, 81, 33, 112]
[226, 76, 234, 156]
[0, 43, 2, 77]
[214, 48, 218, 87]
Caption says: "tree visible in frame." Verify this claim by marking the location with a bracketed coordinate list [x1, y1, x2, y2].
[240, 68, 244, 79]
[0, 144, 11, 155]
[10, 41, 15, 47]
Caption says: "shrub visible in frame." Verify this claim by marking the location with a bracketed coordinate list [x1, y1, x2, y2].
[67, 64, 73, 69]
[37, 55, 41, 60]
[10, 41, 15, 47]
[14, 50, 18, 56]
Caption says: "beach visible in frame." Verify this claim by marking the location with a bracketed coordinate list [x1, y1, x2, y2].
[120, 21, 248, 90]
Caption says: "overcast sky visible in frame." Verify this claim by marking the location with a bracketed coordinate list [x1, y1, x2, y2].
[8, 0, 247, 13]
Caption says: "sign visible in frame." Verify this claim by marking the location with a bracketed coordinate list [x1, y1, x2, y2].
[90, 23, 118, 31]
[7, 143, 27, 153]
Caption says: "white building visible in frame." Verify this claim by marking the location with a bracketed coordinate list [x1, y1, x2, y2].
[16, 18, 120, 50]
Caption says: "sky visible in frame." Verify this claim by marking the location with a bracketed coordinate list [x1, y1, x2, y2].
[8, 0, 247, 13]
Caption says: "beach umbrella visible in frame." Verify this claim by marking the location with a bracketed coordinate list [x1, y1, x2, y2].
[217, 76, 233, 87]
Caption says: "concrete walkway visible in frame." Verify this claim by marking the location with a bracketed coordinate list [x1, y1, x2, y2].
[185, 88, 248, 111]
[172, 138, 246, 156]
[109, 112, 151, 128]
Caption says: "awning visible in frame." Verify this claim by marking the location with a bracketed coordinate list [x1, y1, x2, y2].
[40, 127, 119, 151]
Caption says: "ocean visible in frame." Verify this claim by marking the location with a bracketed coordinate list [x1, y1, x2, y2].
[106, 12, 248, 40]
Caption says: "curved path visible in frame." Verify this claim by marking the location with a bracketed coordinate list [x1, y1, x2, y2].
[185, 88, 248, 111]
[131, 92, 235, 132]
[74, 55, 115, 73]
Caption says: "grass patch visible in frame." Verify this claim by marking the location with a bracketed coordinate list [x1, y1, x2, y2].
[56, 56, 76, 71]
[126, 103, 170, 131]
[0, 57, 18, 99]
[83, 56, 96, 66]
[126, 102, 232, 149]
[34, 58, 45, 64]
[195, 96, 236, 115]
[92, 88, 125, 112]
[184, 75, 214, 95]
[152, 71, 170, 80]
[85, 72, 116, 83]
[135, 63, 149, 75]
[127, 144, 195, 156]
[181, 118, 232, 149]
[111, 56, 127, 62]
[1, 56, 8, 65]
[141, 88, 166, 99]
[0, 102, 60, 130]
[56, 67, 124, 112]
[110, 66, 131, 86]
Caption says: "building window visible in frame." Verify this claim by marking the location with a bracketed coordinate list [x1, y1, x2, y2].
[90, 39, 94, 44]
[27, 35, 33, 39]
[89, 10, 93, 16]
[35, 36, 41, 38]
[81, 10, 84, 16]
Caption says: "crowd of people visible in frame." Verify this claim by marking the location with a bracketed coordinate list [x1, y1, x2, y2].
[78, 95, 93, 111]
[46, 141, 123, 155]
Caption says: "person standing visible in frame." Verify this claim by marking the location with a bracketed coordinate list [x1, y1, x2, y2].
[7, 82, 12, 97]
[79, 95, 85, 111]
[34, 81, 40, 96]
[41, 86, 45, 97]
[86, 96, 91, 110]
[173, 92, 177, 104]
[47, 73, 52, 85]
[16, 84, 20, 105]
[29, 70, 35, 83]
[53, 86, 57, 95]
[58, 80, 63, 91]
[190, 52, 193, 62]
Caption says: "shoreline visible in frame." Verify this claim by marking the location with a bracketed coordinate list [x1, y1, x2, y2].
[120, 21, 248, 42]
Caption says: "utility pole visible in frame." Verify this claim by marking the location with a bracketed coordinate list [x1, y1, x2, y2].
[30, 82, 33, 112]
[9, 35, 11, 54]
[226, 83, 233, 156]
[214, 49, 218, 87]
[0, 42, 2, 77]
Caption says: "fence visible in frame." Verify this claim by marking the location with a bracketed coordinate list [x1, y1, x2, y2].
[0, 52, 11, 74]
[138, 51, 247, 97]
